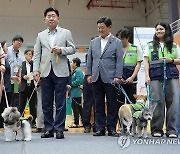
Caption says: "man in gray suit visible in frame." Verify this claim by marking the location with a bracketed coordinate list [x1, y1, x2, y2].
[33, 7, 76, 139]
[86, 17, 123, 137]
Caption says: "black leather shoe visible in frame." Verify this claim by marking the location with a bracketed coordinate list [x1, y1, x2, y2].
[108, 130, 119, 137]
[93, 130, 105, 136]
[41, 130, 54, 138]
[56, 131, 64, 139]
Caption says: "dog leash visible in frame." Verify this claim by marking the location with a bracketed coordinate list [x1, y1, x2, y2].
[1, 72, 9, 108]
[112, 82, 133, 104]
[146, 59, 167, 103]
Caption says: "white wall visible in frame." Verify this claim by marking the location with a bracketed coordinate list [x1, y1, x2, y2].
[0, 0, 146, 47]
[145, 1, 176, 26]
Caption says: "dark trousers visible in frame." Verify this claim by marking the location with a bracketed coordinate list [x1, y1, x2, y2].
[92, 77, 117, 131]
[10, 84, 20, 108]
[19, 84, 37, 124]
[41, 69, 68, 132]
[82, 76, 95, 129]
[0, 92, 13, 128]
[117, 83, 136, 109]
[72, 97, 83, 125]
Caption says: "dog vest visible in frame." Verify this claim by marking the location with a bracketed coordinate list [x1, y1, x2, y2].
[133, 111, 142, 119]
[131, 101, 144, 111]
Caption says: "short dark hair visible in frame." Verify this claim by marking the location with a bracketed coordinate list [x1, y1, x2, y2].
[116, 28, 130, 39]
[44, 7, 59, 17]
[24, 49, 34, 55]
[0, 40, 6, 48]
[12, 35, 24, 43]
[97, 16, 112, 27]
[72, 57, 81, 67]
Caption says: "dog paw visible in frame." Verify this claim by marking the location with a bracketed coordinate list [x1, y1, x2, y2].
[24, 138, 31, 141]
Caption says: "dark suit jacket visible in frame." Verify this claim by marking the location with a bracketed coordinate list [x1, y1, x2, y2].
[86, 35, 123, 83]
[19, 60, 35, 92]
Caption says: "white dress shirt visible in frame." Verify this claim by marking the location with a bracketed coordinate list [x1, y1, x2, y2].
[26, 60, 31, 84]
[100, 33, 111, 54]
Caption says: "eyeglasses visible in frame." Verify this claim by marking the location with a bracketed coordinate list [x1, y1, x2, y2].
[46, 15, 57, 19]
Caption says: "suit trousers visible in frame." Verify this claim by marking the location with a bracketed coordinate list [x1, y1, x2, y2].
[150, 79, 179, 136]
[41, 69, 68, 132]
[11, 84, 19, 108]
[92, 76, 118, 131]
[117, 83, 136, 108]
[82, 76, 95, 128]
[36, 87, 44, 129]
[19, 84, 37, 124]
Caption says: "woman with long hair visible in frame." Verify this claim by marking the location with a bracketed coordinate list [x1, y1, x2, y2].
[144, 22, 180, 138]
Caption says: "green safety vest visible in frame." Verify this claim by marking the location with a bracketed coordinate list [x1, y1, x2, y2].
[122, 45, 138, 80]
[147, 42, 179, 80]
[148, 42, 177, 63]
[124, 45, 137, 66]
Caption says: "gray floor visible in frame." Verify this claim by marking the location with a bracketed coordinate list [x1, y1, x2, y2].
[0, 133, 180, 154]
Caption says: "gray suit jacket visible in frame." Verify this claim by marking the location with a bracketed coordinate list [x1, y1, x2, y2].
[33, 26, 76, 77]
[86, 35, 123, 83]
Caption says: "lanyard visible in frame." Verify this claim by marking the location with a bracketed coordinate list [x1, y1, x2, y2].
[161, 47, 165, 57]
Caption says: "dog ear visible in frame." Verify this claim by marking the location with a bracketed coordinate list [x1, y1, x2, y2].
[11, 107, 18, 113]
[27, 115, 33, 122]
[143, 95, 147, 101]
[133, 94, 137, 99]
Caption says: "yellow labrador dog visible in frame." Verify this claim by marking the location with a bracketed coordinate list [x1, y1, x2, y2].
[118, 94, 147, 135]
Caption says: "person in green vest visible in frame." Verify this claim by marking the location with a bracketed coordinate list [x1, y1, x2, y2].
[144, 22, 180, 138]
[116, 28, 143, 105]
[68, 57, 84, 128]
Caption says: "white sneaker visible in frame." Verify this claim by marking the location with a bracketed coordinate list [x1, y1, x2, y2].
[153, 133, 162, 137]
[168, 134, 177, 138]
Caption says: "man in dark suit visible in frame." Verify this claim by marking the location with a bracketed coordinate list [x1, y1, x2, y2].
[19, 49, 37, 127]
[86, 17, 123, 137]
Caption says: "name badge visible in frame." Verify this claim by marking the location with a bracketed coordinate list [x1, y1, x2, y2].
[128, 54, 134, 58]
[14, 65, 19, 73]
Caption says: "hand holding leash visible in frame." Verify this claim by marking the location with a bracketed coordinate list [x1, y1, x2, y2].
[33, 71, 40, 82]
[161, 57, 174, 63]
[0, 65, 6, 72]
[87, 75, 92, 84]
[114, 77, 125, 84]
[52, 46, 62, 63]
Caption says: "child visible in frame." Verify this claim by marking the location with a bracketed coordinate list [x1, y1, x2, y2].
[18, 49, 37, 128]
